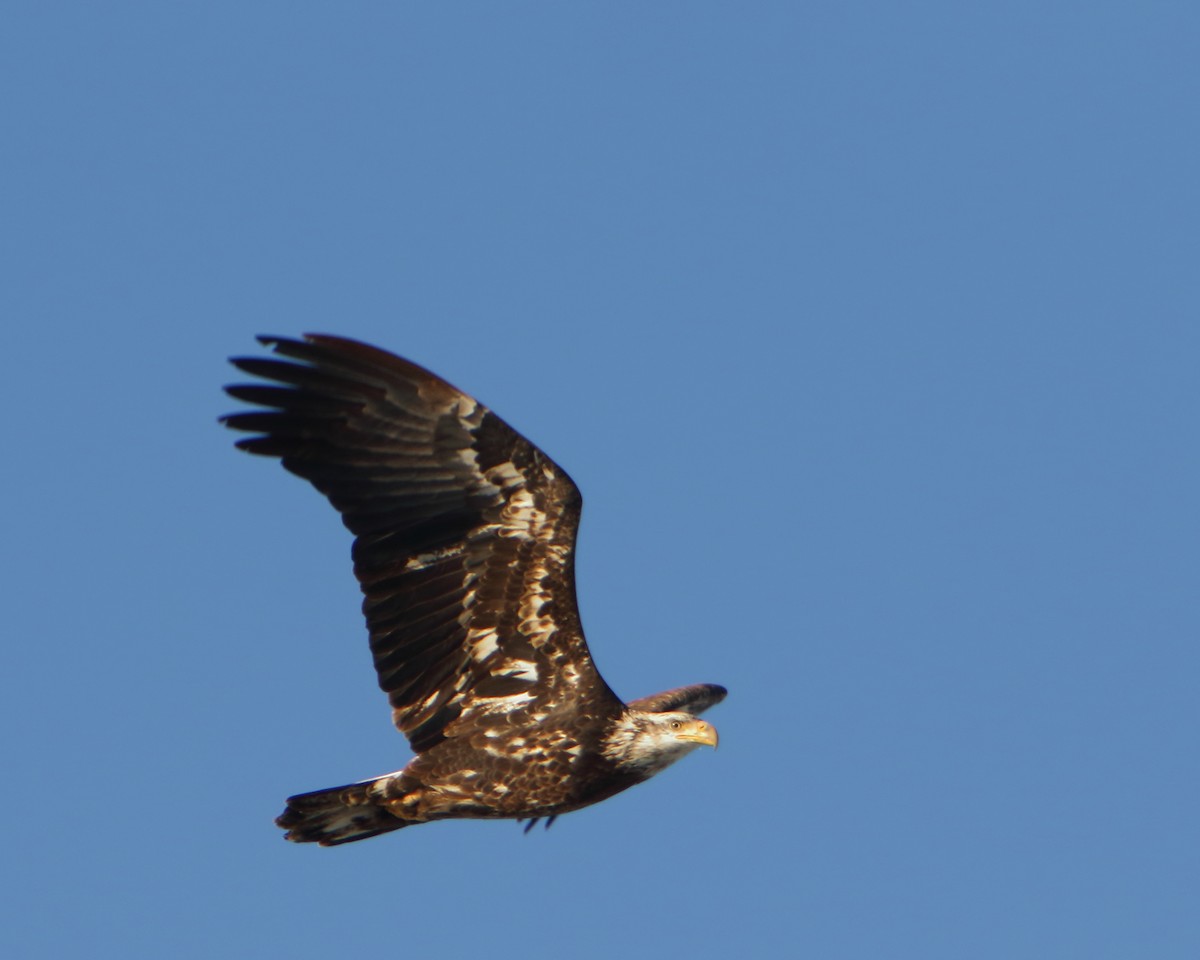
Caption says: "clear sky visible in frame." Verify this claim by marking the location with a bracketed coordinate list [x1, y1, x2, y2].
[3, 3, 1197, 958]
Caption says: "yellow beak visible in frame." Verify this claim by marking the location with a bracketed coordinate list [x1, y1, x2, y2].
[676, 718, 719, 748]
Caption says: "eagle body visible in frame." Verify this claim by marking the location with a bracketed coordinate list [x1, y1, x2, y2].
[223, 335, 724, 845]
[281, 705, 706, 845]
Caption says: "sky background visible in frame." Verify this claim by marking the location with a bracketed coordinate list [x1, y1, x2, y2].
[3, 3, 1197, 958]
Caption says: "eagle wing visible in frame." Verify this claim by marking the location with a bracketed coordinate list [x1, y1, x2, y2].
[223, 334, 621, 752]
[627, 684, 727, 716]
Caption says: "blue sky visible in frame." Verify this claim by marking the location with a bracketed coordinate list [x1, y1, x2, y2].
[4, 3, 1197, 958]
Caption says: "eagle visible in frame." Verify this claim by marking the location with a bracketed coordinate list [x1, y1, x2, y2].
[222, 334, 725, 845]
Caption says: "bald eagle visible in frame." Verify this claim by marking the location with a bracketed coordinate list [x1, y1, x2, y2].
[223, 335, 725, 845]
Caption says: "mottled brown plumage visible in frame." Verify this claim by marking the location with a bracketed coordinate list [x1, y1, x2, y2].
[223, 335, 724, 845]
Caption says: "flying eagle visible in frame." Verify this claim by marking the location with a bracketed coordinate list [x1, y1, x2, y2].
[222, 335, 725, 845]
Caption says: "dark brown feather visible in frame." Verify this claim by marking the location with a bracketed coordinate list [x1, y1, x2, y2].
[222, 334, 621, 753]
[627, 683, 728, 716]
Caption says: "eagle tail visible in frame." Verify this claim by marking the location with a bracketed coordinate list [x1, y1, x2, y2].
[275, 773, 410, 846]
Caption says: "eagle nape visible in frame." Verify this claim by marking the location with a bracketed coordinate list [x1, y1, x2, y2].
[223, 334, 726, 845]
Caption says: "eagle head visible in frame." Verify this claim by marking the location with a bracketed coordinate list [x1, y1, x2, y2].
[603, 709, 719, 776]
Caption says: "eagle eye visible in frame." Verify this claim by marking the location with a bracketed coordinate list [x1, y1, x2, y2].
[669, 720, 683, 731]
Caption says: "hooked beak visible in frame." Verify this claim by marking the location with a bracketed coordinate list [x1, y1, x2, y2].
[676, 718, 719, 749]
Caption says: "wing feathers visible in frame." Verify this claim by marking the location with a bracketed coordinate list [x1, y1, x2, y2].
[223, 334, 619, 752]
[627, 683, 728, 716]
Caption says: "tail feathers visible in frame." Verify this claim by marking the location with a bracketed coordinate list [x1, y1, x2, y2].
[276, 773, 410, 846]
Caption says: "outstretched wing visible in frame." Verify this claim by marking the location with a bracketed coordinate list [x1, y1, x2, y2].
[627, 683, 727, 716]
[222, 334, 621, 751]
